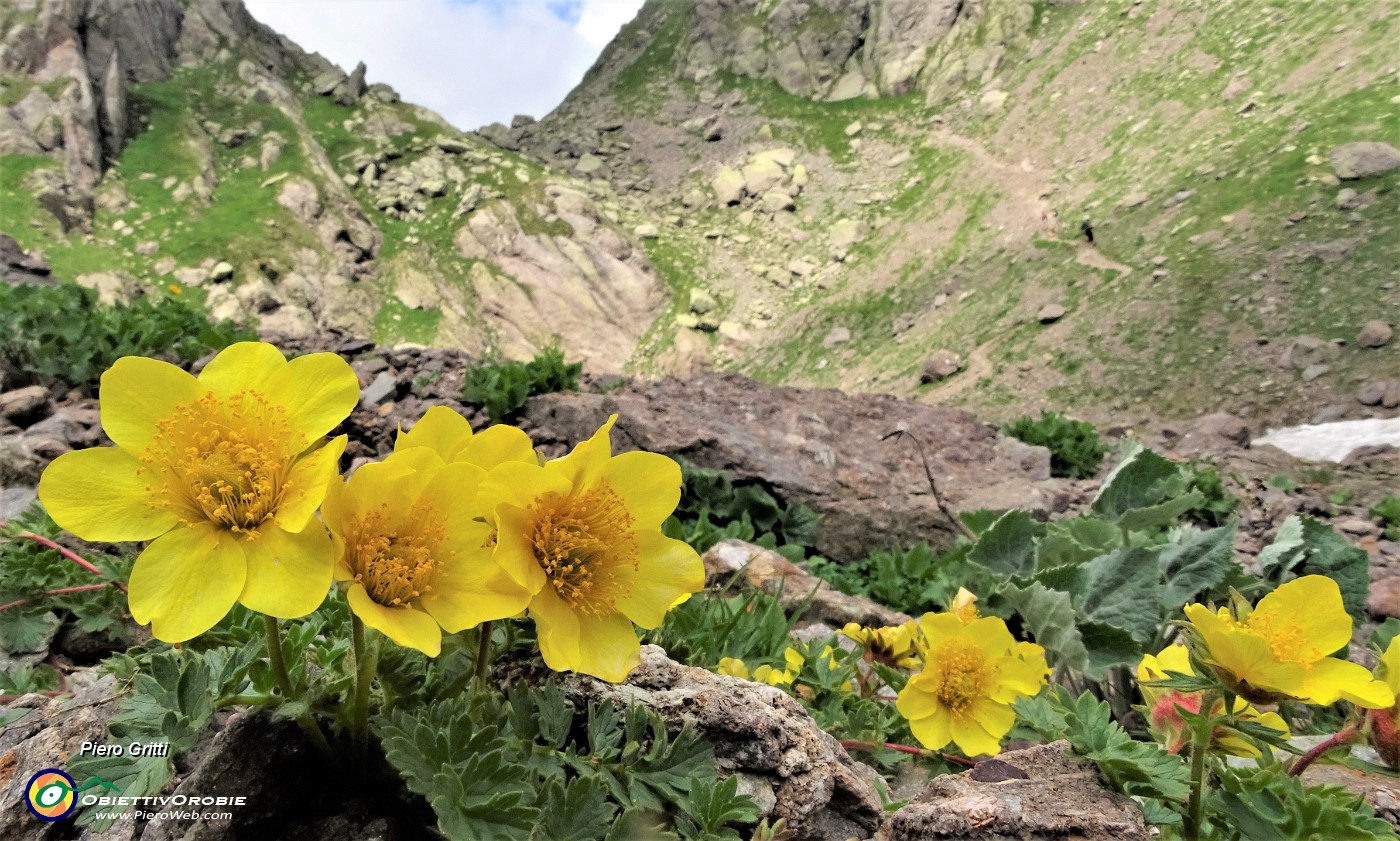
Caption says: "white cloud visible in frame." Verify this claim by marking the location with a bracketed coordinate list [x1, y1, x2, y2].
[243, 0, 645, 130]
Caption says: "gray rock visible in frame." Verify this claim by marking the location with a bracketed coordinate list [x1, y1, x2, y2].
[524, 373, 1057, 559]
[787, 259, 816, 277]
[1336, 188, 1361, 210]
[575, 154, 604, 174]
[331, 61, 367, 106]
[689, 287, 718, 315]
[1386, 382, 1400, 409]
[919, 350, 963, 383]
[1118, 190, 1149, 209]
[760, 189, 796, 213]
[359, 371, 398, 406]
[1301, 363, 1331, 382]
[742, 157, 787, 195]
[0, 385, 49, 423]
[1329, 141, 1400, 180]
[1037, 303, 1067, 324]
[711, 166, 746, 205]
[1357, 381, 1388, 406]
[883, 741, 1149, 841]
[821, 327, 851, 348]
[557, 645, 884, 840]
[210, 261, 235, 283]
[0, 486, 37, 521]
[1358, 320, 1393, 349]
[633, 223, 660, 239]
[1280, 335, 1340, 370]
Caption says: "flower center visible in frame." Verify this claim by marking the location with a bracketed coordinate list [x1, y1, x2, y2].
[1245, 611, 1321, 666]
[935, 641, 995, 715]
[346, 504, 446, 607]
[529, 485, 637, 617]
[143, 390, 295, 536]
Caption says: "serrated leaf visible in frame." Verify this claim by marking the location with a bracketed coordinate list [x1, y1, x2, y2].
[1209, 765, 1395, 840]
[1081, 548, 1163, 646]
[1051, 689, 1189, 803]
[1115, 491, 1205, 533]
[1000, 582, 1087, 672]
[1011, 694, 1067, 741]
[968, 510, 1044, 577]
[1092, 446, 1186, 522]
[1078, 621, 1143, 680]
[1159, 524, 1236, 610]
[1256, 516, 1306, 579]
[530, 776, 615, 841]
[675, 774, 758, 840]
[1036, 516, 1120, 569]
[960, 509, 1003, 536]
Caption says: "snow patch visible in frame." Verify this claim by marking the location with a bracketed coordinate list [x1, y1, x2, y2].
[1252, 417, 1400, 463]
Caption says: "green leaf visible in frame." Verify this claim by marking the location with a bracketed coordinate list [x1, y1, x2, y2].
[1158, 524, 1236, 610]
[1036, 516, 1120, 568]
[1078, 622, 1143, 680]
[675, 774, 758, 840]
[1092, 445, 1186, 522]
[531, 776, 616, 841]
[0, 708, 31, 728]
[1256, 515, 1306, 577]
[1050, 688, 1190, 803]
[999, 581, 1087, 672]
[1081, 548, 1163, 646]
[1209, 765, 1396, 840]
[1115, 491, 1205, 533]
[968, 510, 1044, 577]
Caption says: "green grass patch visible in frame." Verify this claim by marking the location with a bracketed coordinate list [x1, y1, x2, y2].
[373, 298, 442, 346]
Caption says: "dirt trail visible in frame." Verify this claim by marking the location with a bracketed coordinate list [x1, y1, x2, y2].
[927, 128, 1057, 244]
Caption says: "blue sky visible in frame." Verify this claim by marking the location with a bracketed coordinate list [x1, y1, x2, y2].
[245, 0, 646, 130]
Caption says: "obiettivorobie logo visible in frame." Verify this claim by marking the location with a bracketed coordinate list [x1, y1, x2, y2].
[23, 769, 120, 822]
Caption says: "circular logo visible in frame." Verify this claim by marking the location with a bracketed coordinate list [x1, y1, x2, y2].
[24, 769, 76, 822]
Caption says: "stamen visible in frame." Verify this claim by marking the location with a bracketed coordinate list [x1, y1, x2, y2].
[529, 484, 637, 616]
[345, 503, 446, 607]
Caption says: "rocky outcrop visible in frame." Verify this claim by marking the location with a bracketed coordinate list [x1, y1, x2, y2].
[0, 0, 320, 226]
[524, 372, 1056, 560]
[454, 184, 665, 372]
[559, 644, 886, 840]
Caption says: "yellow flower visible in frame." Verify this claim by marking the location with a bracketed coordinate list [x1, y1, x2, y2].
[950, 587, 980, 624]
[478, 414, 704, 682]
[395, 405, 539, 471]
[717, 649, 804, 686]
[896, 612, 1047, 757]
[321, 446, 531, 656]
[1183, 575, 1395, 708]
[1138, 644, 1289, 758]
[1368, 637, 1400, 768]
[37, 343, 357, 642]
[841, 621, 921, 669]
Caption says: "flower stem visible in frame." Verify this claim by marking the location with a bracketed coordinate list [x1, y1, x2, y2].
[263, 615, 331, 756]
[264, 615, 296, 698]
[474, 620, 494, 690]
[1184, 691, 1217, 841]
[351, 614, 379, 770]
[0, 526, 127, 594]
[838, 739, 976, 768]
[1288, 724, 1359, 778]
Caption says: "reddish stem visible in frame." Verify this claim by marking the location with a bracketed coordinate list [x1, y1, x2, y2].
[1288, 724, 1359, 777]
[0, 524, 127, 594]
[839, 739, 977, 768]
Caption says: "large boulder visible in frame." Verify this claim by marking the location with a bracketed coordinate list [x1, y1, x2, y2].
[558, 645, 885, 840]
[525, 372, 1055, 560]
[1329, 142, 1400, 180]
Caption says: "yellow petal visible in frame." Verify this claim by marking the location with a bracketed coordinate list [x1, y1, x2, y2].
[237, 524, 335, 618]
[128, 524, 245, 642]
[396, 405, 475, 459]
[615, 531, 704, 630]
[1253, 575, 1353, 657]
[479, 460, 571, 511]
[273, 436, 347, 532]
[418, 459, 485, 518]
[196, 342, 286, 397]
[962, 616, 1018, 659]
[968, 698, 1017, 742]
[990, 656, 1046, 701]
[569, 612, 642, 683]
[716, 658, 750, 679]
[1299, 657, 1396, 708]
[950, 712, 1002, 757]
[491, 503, 548, 593]
[99, 356, 205, 451]
[907, 706, 953, 751]
[602, 451, 681, 529]
[1380, 637, 1400, 695]
[38, 448, 179, 541]
[896, 671, 943, 721]
[530, 585, 582, 672]
[454, 423, 538, 470]
[917, 612, 965, 649]
[549, 414, 617, 491]
[263, 352, 360, 441]
[419, 551, 532, 632]
[347, 585, 442, 656]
